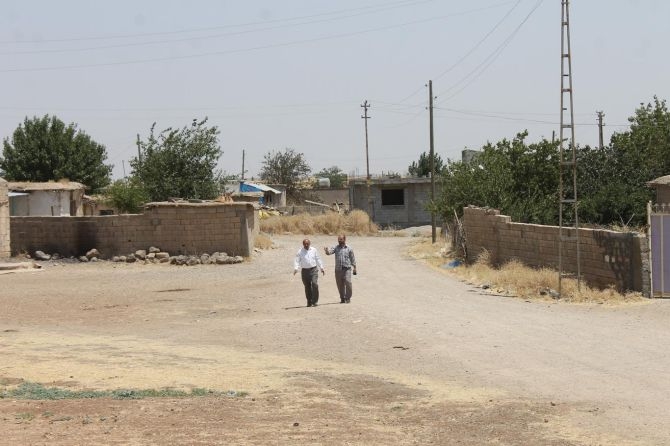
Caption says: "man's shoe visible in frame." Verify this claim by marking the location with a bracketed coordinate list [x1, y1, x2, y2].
[345, 299, 351, 303]
[340, 299, 346, 303]
[312, 302, 318, 307]
[307, 303, 313, 307]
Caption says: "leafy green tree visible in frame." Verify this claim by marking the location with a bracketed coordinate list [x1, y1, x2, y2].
[315, 166, 347, 188]
[1, 115, 112, 192]
[435, 132, 559, 225]
[408, 151, 445, 177]
[130, 118, 222, 201]
[259, 148, 311, 202]
[578, 97, 668, 226]
[104, 178, 150, 214]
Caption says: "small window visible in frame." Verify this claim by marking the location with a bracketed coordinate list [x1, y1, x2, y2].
[381, 188, 404, 206]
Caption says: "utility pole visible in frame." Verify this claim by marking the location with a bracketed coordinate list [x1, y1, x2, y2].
[596, 111, 605, 149]
[241, 149, 245, 180]
[428, 80, 436, 243]
[558, 0, 581, 295]
[361, 100, 373, 221]
[136, 133, 142, 168]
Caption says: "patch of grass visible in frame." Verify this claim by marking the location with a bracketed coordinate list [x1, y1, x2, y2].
[407, 237, 645, 304]
[15, 412, 34, 421]
[0, 381, 245, 400]
[260, 210, 378, 235]
[2, 382, 107, 400]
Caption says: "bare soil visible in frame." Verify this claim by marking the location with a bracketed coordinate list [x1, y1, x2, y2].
[1, 234, 669, 445]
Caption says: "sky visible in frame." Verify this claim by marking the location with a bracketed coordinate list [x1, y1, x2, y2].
[1, 0, 669, 181]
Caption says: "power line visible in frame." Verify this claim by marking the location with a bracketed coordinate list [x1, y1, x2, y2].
[432, 0, 522, 83]
[0, 2, 521, 73]
[0, 0, 438, 45]
[435, 0, 545, 102]
[394, 0, 521, 104]
[1, 0, 441, 56]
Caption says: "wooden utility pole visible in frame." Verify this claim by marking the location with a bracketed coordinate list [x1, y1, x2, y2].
[428, 80, 436, 243]
[241, 149, 246, 180]
[361, 101, 371, 181]
[596, 111, 605, 149]
[361, 100, 373, 221]
[136, 133, 142, 168]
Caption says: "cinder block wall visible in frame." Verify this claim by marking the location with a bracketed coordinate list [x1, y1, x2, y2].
[463, 207, 649, 294]
[0, 178, 10, 258]
[10, 202, 258, 258]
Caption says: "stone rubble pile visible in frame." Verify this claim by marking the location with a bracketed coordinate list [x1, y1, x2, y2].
[31, 246, 244, 266]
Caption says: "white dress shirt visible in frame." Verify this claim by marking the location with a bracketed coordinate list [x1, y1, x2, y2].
[294, 246, 324, 271]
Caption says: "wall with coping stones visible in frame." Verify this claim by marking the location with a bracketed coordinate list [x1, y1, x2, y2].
[10, 202, 258, 258]
[0, 178, 10, 258]
[462, 206, 650, 295]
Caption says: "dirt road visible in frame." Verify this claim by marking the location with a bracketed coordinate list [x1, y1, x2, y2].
[1, 234, 669, 445]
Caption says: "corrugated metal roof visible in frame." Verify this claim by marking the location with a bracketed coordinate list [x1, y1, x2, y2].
[240, 182, 281, 194]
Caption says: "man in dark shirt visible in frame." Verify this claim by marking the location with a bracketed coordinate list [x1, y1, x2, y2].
[324, 234, 357, 303]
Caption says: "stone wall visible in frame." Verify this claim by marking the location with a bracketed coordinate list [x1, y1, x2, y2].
[0, 178, 9, 258]
[463, 207, 649, 294]
[10, 202, 258, 259]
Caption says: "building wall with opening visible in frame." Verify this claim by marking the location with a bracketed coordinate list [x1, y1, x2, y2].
[10, 202, 258, 258]
[462, 206, 650, 294]
[350, 178, 432, 227]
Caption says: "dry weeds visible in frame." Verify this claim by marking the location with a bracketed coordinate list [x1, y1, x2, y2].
[260, 210, 379, 235]
[407, 237, 645, 305]
[254, 232, 274, 250]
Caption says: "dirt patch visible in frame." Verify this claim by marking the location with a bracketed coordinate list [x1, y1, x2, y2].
[2, 234, 667, 445]
[1, 372, 578, 446]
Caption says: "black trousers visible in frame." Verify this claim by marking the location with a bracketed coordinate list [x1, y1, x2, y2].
[301, 267, 319, 305]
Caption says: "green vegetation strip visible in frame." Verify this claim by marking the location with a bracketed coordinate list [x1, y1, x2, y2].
[1, 382, 247, 400]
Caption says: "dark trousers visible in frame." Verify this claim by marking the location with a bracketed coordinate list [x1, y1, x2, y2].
[301, 267, 319, 305]
[334, 268, 353, 301]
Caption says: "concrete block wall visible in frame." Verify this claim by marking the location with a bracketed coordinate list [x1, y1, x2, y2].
[463, 207, 649, 294]
[10, 202, 258, 258]
[351, 182, 433, 228]
[0, 178, 9, 258]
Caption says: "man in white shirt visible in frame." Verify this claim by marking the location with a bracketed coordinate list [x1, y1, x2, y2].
[293, 238, 325, 307]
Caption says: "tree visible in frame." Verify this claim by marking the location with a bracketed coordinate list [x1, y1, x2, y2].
[315, 166, 347, 188]
[1, 115, 112, 192]
[408, 151, 445, 177]
[130, 118, 223, 201]
[435, 132, 559, 225]
[259, 148, 311, 202]
[577, 97, 670, 227]
[104, 178, 150, 214]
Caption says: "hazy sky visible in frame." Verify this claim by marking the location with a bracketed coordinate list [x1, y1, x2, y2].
[1, 0, 668, 181]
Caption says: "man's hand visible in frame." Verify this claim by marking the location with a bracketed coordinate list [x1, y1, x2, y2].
[321, 268, 325, 276]
[323, 247, 329, 254]
[293, 269, 298, 276]
[353, 267, 357, 276]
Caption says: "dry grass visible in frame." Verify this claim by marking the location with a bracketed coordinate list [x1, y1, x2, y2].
[260, 210, 379, 235]
[407, 237, 646, 305]
[254, 233, 274, 250]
